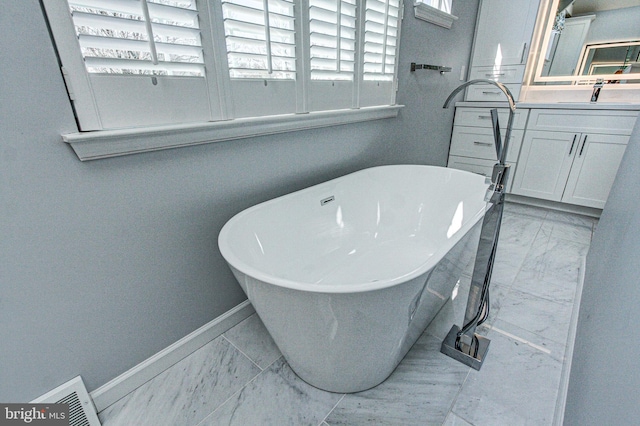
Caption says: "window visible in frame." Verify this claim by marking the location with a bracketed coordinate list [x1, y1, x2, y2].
[413, 0, 457, 29]
[43, 0, 403, 152]
[222, 0, 297, 80]
[309, 0, 357, 82]
[423, 0, 452, 15]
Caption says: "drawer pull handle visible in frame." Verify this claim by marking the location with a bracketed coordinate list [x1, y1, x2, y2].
[482, 91, 501, 95]
[485, 73, 506, 77]
[474, 141, 493, 146]
[568, 134, 577, 156]
[579, 135, 588, 156]
[478, 115, 491, 119]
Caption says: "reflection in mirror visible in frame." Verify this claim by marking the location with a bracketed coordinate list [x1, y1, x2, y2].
[579, 41, 640, 81]
[534, 0, 640, 85]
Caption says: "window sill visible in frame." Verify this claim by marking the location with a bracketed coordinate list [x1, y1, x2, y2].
[413, 2, 458, 29]
[61, 105, 404, 161]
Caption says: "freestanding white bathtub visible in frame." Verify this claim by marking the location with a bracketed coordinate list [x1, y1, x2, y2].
[218, 165, 489, 392]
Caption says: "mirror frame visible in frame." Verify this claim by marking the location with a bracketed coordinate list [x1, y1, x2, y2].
[531, 0, 640, 85]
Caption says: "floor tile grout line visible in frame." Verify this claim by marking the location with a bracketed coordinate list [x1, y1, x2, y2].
[487, 324, 552, 355]
[193, 354, 286, 426]
[319, 393, 346, 426]
[221, 334, 264, 371]
[444, 368, 474, 426]
[191, 337, 269, 426]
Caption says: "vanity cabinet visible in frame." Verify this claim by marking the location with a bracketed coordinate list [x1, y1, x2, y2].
[511, 109, 639, 209]
[466, 0, 541, 101]
[447, 106, 529, 192]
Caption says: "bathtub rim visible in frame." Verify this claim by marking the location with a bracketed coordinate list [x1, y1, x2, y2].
[218, 164, 489, 294]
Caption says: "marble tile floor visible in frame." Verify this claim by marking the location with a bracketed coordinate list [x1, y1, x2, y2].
[98, 202, 597, 426]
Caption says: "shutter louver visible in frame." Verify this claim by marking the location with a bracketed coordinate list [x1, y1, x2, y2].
[68, 0, 205, 76]
[222, 0, 296, 79]
[363, 0, 399, 81]
[309, 0, 356, 81]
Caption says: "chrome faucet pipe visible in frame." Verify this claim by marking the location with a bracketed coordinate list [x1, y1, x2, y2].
[440, 79, 517, 370]
[442, 79, 515, 110]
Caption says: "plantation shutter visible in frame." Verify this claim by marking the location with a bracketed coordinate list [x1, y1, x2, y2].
[360, 0, 401, 107]
[221, 0, 298, 117]
[43, 0, 222, 130]
[71, 0, 205, 76]
[307, 0, 357, 110]
[309, 0, 356, 81]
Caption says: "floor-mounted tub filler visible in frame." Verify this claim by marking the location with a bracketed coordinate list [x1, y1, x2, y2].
[218, 165, 489, 393]
[440, 79, 516, 370]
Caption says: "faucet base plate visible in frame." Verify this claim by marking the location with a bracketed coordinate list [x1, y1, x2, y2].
[440, 325, 491, 371]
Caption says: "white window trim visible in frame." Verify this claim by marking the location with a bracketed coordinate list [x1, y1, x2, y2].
[61, 105, 403, 161]
[413, 1, 458, 29]
[43, 0, 405, 160]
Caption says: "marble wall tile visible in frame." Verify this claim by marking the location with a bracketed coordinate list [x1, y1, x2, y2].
[198, 357, 342, 426]
[223, 313, 281, 370]
[98, 336, 261, 426]
[452, 327, 562, 426]
[325, 333, 469, 426]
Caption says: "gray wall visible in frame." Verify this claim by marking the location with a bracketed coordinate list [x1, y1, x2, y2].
[563, 112, 640, 423]
[0, 0, 478, 401]
[584, 6, 640, 45]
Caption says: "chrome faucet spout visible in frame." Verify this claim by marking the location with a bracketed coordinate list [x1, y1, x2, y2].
[443, 79, 516, 166]
[591, 79, 604, 103]
[442, 79, 516, 111]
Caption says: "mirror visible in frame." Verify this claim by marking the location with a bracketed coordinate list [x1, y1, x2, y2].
[534, 0, 640, 85]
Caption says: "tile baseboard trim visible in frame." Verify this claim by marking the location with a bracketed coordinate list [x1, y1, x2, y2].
[505, 194, 602, 218]
[90, 300, 255, 413]
[553, 256, 586, 425]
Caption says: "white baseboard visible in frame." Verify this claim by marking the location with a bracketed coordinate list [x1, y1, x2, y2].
[90, 300, 255, 413]
[553, 256, 586, 425]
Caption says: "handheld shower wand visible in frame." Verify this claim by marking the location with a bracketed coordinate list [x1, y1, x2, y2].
[440, 79, 516, 370]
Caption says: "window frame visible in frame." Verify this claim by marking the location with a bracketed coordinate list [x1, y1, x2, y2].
[43, 0, 404, 161]
[413, 0, 457, 29]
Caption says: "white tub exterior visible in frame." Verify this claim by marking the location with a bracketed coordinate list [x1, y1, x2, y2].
[218, 165, 489, 392]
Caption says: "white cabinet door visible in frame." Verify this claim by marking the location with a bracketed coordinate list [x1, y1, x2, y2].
[511, 130, 577, 201]
[471, 0, 540, 67]
[563, 134, 629, 209]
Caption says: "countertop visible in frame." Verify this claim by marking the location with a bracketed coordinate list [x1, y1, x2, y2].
[456, 101, 640, 111]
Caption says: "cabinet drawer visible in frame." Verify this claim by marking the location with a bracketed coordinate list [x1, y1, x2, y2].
[447, 156, 515, 192]
[450, 126, 524, 162]
[528, 109, 639, 134]
[454, 107, 529, 129]
[469, 65, 525, 84]
[465, 83, 522, 102]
